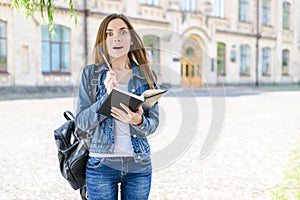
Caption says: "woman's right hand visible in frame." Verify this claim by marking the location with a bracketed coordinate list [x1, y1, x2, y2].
[104, 71, 118, 94]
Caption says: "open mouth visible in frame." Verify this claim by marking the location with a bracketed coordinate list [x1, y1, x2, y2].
[112, 46, 123, 50]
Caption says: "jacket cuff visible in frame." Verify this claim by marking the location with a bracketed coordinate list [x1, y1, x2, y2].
[131, 115, 147, 133]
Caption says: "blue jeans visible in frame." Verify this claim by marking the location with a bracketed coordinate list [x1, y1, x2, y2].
[86, 156, 152, 200]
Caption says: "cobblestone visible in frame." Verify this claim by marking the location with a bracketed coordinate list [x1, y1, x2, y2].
[0, 90, 299, 199]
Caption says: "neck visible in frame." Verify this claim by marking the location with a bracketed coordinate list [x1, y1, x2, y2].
[110, 56, 129, 70]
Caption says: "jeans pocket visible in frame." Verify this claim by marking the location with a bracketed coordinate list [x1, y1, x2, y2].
[86, 157, 105, 169]
[139, 157, 152, 166]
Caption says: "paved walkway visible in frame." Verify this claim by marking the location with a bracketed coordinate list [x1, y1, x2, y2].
[0, 89, 300, 199]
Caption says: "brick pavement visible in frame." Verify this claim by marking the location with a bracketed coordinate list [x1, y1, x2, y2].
[0, 90, 300, 199]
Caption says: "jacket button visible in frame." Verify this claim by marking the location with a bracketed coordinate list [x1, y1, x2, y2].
[137, 155, 141, 159]
[131, 89, 135, 93]
[133, 134, 137, 138]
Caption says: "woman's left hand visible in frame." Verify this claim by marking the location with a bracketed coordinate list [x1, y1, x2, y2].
[111, 103, 143, 125]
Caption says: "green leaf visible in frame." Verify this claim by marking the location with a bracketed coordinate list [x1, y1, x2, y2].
[68, 0, 78, 26]
[11, 0, 78, 35]
[12, 0, 20, 10]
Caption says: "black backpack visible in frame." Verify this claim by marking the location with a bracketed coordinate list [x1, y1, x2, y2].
[53, 65, 99, 200]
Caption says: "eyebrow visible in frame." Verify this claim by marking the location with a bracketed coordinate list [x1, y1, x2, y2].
[106, 27, 128, 32]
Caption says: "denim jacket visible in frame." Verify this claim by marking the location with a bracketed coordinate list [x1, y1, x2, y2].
[76, 61, 159, 162]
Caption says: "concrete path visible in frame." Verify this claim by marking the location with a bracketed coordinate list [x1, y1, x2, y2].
[0, 90, 299, 199]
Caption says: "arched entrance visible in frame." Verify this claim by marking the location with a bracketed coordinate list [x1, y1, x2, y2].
[181, 36, 203, 87]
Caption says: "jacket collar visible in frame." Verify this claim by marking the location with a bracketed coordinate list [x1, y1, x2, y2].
[94, 64, 107, 74]
[131, 60, 145, 80]
[94, 60, 145, 80]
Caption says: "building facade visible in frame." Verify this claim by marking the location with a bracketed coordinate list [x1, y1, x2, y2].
[0, 0, 299, 87]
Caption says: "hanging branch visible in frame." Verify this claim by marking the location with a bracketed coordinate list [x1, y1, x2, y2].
[69, 0, 78, 25]
[12, 0, 78, 35]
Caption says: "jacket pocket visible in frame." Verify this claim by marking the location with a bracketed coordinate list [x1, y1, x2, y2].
[139, 138, 150, 152]
[86, 157, 105, 169]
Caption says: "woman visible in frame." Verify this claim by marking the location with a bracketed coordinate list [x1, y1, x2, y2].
[76, 14, 159, 200]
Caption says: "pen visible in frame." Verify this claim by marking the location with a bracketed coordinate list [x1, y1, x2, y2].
[99, 47, 112, 71]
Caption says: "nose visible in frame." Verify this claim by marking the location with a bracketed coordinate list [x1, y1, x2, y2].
[114, 34, 121, 42]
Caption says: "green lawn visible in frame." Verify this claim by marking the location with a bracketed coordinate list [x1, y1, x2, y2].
[0, 92, 73, 101]
[270, 133, 300, 199]
[255, 84, 300, 91]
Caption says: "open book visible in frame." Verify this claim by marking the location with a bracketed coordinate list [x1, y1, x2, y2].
[96, 88, 167, 118]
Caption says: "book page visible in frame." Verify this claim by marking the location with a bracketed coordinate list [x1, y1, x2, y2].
[142, 89, 167, 109]
[114, 87, 144, 101]
[142, 89, 167, 99]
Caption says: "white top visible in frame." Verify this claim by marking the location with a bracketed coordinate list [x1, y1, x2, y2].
[114, 84, 134, 156]
[94, 84, 134, 158]
[114, 117, 133, 156]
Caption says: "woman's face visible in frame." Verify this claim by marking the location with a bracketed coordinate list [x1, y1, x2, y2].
[105, 18, 132, 59]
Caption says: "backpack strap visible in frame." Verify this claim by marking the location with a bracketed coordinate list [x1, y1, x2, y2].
[89, 64, 99, 103]
[64, 111, 75, 121]
[80, 186, 88, 200]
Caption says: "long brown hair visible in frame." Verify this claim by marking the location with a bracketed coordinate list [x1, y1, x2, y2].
[93, 14, 155, 89]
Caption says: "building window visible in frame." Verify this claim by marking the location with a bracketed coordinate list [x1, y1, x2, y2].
[185, 47, 194, 56]
[180, 0, 196, 12]
[283, 2, 290, 29]
[0, 20, 7, 72]
[41, 25, 70, 73]
[282, 49, 289, 75]
[197, 65, 201, 77]
[140, 0, 159, 6]
[143, 35, 160, 74]
[262, 0, 271, 26]
[240, 45, 250, 75]
[185, 64, 189, 76]
[239, 0, 249, 22]
[211, 0, 225, 18]
[217, 43, 226, 75]
[191, 65, 195, 77]
[262, 47, 271, 75]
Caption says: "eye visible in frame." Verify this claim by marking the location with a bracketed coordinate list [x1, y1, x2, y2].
[106, 32, 113, 37]
[120, 30, 128, 35]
